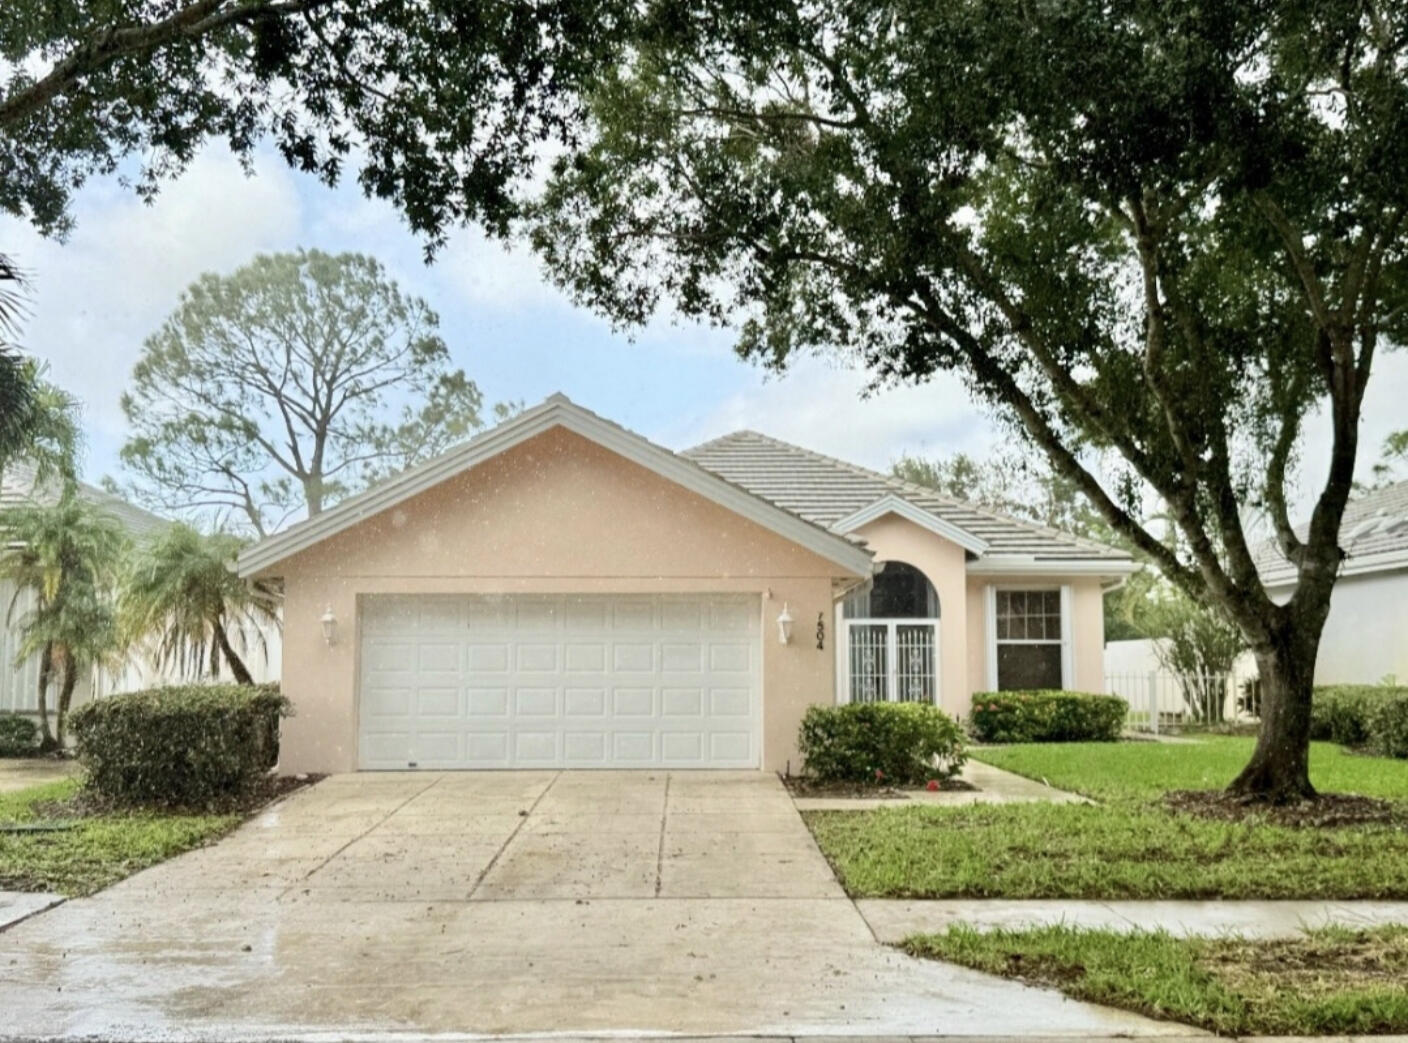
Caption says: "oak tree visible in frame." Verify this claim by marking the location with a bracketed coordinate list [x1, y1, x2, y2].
[531, 0, 1408, 801]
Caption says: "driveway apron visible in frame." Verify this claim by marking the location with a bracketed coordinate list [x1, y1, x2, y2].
[0, 771, 1191, 1040]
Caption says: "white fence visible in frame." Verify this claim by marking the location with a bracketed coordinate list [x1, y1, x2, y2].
[1107, 667, 1261, 734]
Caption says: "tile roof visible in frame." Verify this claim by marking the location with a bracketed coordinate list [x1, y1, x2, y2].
[1255, 479, 1408, 586]
[682, 430, 1132, 564]
[0, 461, 170, 538]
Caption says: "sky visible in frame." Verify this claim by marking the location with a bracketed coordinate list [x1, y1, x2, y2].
[2, 142, 1405, 523]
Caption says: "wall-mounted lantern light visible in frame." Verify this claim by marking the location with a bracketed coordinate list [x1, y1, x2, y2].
[776, 602, 794, 646]
[320, 605, 338, 646]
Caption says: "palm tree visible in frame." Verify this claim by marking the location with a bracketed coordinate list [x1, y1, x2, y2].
[120, 524, 280, 685]
[1, 254, 36, 463]
[0, 494, 128, 750]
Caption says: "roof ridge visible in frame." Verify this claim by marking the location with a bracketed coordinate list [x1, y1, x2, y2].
[689, 429, 1129, 559]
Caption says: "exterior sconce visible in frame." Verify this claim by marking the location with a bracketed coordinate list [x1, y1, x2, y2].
[776, 602, 794, 645]
[320, 605, 338, 646]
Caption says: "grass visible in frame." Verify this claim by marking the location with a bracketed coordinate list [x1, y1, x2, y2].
[803, 736, 1408, 899]
[0, 778, 239, 896]
[904, 924, 1408, 1036]
[970, 736, 1408, 803]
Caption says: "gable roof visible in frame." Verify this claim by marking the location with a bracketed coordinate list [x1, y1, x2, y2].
[1255, 479, 1408, 587]
[683, 430, 1134, 570]
[0, 461, 169, 538]
[237, 394, 875, 578]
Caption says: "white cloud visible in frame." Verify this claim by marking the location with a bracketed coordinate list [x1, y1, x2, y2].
[1, 147, 303, 475]
[668, 356, 1002, 468]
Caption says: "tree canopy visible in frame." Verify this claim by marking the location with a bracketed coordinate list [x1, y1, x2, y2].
[1, 0, 626, 249]
[530, 0, 1408, 799]
[117, 248, 507, 535]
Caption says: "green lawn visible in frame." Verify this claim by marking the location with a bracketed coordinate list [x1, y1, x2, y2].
[905, 924, 1408, 1036]
[0, 778, 238, 896]
[803, 737, 1408, 899]
[971, 736, 1408, 803]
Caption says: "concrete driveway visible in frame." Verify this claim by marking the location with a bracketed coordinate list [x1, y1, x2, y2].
[0, 771, 1188, 1040]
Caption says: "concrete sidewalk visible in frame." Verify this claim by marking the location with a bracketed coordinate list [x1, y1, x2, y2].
[791, 760, 1088, 811]
[860, 898, 1408, 942]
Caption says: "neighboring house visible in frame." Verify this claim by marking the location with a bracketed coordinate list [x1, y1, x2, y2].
[1255, 479, 1408, 686]
[0, 464, 282, 719]
[238, 394, 1135, 774]
[0, 462, 169, 719]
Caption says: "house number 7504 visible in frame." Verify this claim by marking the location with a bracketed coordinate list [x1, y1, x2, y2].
[816, 613, 825, 651]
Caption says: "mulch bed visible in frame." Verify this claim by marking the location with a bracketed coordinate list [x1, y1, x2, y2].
[31, 772, 322, 819]
[1164, 788, 1404, 828]
[782, 775, 977, 798]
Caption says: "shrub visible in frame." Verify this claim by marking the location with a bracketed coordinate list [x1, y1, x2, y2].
[70, 683, 290, 806]
[1309, 685, 1408, 746]
[1367, 696, 1408, 759]
[0, 712, 39, 757]
[798, 702, 966, 785]
[969, 690, 1127, 743]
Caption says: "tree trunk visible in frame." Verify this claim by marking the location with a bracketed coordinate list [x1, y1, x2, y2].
[34, 640, 57, 753]
[213, 619, 255, 685]
[1226, 629, 1319, 803]
[55, 647, 79, 749]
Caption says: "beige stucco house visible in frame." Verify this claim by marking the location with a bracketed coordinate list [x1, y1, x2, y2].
[239, 395, 1135, 774]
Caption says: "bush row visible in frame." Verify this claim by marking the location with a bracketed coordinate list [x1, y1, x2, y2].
[0, 712, 39, 757]
[798, 702, 966, 784]
[70, 683, 290, 806]
[969, 690, 1127, 743]
[1311, 685, 1408, 758]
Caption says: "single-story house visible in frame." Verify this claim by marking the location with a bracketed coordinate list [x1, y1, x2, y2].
[238, 394, 1135, 773]
[1256, 478, 1408, 685]
[0, 462, 171, 718]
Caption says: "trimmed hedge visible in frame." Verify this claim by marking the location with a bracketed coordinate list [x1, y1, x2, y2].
[1369, 698, 1408, 759]
[0, 712, 38, 757]
[969, 690, 1127, 743]
[70, 683, 290, 806]
[798, 702, 966, 785]
[1309, 685, 1408, 748]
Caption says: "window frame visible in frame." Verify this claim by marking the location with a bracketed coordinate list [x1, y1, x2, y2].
[984, 584, 1073, 691]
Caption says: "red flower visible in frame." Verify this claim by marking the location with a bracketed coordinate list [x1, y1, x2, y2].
[926, 780, 940, 792]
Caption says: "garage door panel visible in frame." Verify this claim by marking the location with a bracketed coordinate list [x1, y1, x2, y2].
[563, 731, 608, 762]
[416, 687, 461, 716]
[709, 732, 752, 761]
[364, 686, 413, 717]
[564, 643, 607, 672]
[514, 731, 560, 762]
[708, 643, 750, 672]
[564, 688, 607, 716]
[709, 688, 751, 716]
[358, 594, 759, 769]
[466, 732, 510, 763]
[467, 644, 510, 673]
[516, 644, 558, 672]
[661, 642, 703, 671]
[612, 732, 656, 762]
[466, 687, 509, 715]
[661, 688, 703, 717]
[613, 687, 654, 716]
[661, 732, 703, 762]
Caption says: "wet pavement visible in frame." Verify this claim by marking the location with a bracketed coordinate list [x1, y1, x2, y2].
[0, 770, 1192, 1040]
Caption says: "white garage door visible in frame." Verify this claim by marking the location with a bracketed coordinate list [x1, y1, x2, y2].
[358, 594, 761, 769]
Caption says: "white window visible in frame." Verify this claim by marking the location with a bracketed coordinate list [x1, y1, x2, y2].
[986, 586, 1072, 690]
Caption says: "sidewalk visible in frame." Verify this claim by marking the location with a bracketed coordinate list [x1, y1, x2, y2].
[859, 897, 1408, 942]
[791, 760, 1088, 811]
